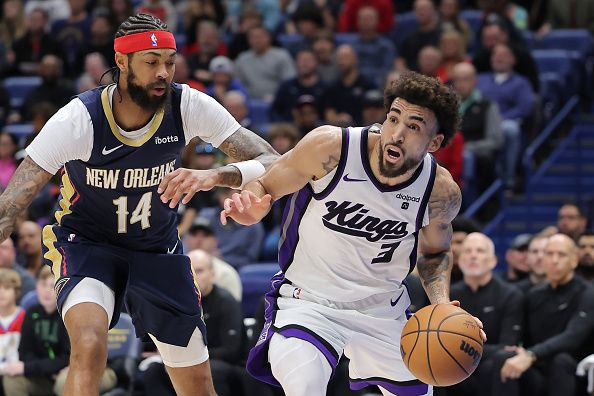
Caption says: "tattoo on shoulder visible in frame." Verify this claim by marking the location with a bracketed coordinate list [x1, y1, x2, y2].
[428, 178, 462, 223]
[321, 155, 340, 173]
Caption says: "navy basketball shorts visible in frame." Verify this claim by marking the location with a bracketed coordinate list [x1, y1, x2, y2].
[41, 224, 207, 349]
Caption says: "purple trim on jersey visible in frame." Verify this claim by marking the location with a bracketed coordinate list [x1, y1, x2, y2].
[246, 272, 289, 387]
[278, 187, 312, 272]
[312, 128, 349, 200]
[415, 154, 437, 230]
[408, 231, 419, 275]
[350, 377, 429, 395]
[360, 128, 425, 192]
[276, 325, 340, 370]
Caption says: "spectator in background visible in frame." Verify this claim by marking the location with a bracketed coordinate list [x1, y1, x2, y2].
[292, 94, 322, 136]
[266, 122, 300, 155]
[515, 234, 548, 293]
[338, 0, 394, 33]
[107, 0, 133, 30]
[136, 0, 177, 32]
[288, 5, 325, 48]
[2, 267, 70, 396]
[22, 102, 57, 150]
[23, 0, 69, 25]
[477, 43, 535, 190]
[472, 18, 539, 92]
[222, 91, 252, 130]
[557, 204, 588, 242]
[448, 232, 524, 396]
[11, 8, 60, 76]
[173, 54, 204, 92]
[477, 0, 529, 31]
[397, 0, 442, 72]
[437, 29, 468, 84]
[498, 234, 594, 396]
[16, 222, 42, 277]
[312, 32, 338, 84]
[452, 62, 503, 194]
[352, 6, 396, 87]
[433, 131, 464, 188]
[227, 7, 263, 60]
[183, 218, 242, 301]
[271, 49, 326, 122]
[181, 0, 225, 41]
[0, 240, 34, 304]
[0, 91, 8, 132]
[417, 45, 442, 79]
[20, 55, 76, 121]
[235, 26, 296, 100]
[577, 231, 594, 283]
[0, 268, 25, 392]
[206, 56, 248, 103]
[187, 20, 228, 86]
[82, 12, 116, 67]
[504, 233, 532, 282]
[538, 0, 594, 36]
[323, 44, 375, 126]
[0, 0, 27, 51]
[77, 52, 111, 92]
[450, 216, 481, 284]
[0, 133, 17, 190]
[200, 187, 265, 269]
[144, 250, 244, 396]
[361, 90, 386, 126]
[51, 0, 92, 78]
[438, 0, 471, 45]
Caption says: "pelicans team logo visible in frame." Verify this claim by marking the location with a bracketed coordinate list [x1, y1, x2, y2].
[150, 32, 158, 47]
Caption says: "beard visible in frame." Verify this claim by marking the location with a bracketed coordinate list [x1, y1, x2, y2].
[127, 66, 170, 112]
[377, 140, 424, 178]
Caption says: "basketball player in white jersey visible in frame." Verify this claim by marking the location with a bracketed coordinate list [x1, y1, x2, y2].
[221, 71, 486, 396]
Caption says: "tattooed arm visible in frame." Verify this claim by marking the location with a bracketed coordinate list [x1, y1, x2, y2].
[417, 166, 462, 305]
[220, 125, 343, 225]
[0, 157, 52, 241]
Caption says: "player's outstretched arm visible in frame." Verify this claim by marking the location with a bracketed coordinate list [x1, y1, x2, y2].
[220, 125, 343, 226]
[417, 166, 461, 305]
[158, 127, 278, 208]
[0, 157, 52, 241]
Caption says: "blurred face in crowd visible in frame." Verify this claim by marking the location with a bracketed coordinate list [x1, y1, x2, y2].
[248, 27, 271, 54]
[189, 250, 215, 296]
[451, 231, 468, 265]
[491, 44, 515, 74]
[296, 19, 318, 40]
[174, 55, 190, 83]
[544, 234, 578, 287]
[418, 46, 442, 77]
[313, 38, 334, 64]
[36, 275, 56, 313]
[558, 204, 587, 240]
[0, 284, 17, 310]
[18, 221, 42, 257]
[414, 0, 436, 27]
[85, 53, 108, 84]
[452, 62, 476, 99]
[185, 229, 218, 253]
[481, 24, 507, 49]
[197, 21, 220, 54]
[4, 0, 22, 21]
[578, 234, 594, 267]
[296, 50, 317, 79]
[293, 103, 319, 130]
[69, 0, 87, 15]
[440, 31, 464, 60]
[0, 240, 15, 269]
[357, 6, 379, 35]
[28, 9, 47, 35]
[91, 15, 112, 42]
[270, 136, 295, 155]
[439, 0, 459, 20]
[526, 236, 548, 277]
[458, 233, 497, 278]
[335, 44, 358, 76]
[0, 133, 16, 160]
[223, 92, 248, 123]
[363, 103, 386, 125]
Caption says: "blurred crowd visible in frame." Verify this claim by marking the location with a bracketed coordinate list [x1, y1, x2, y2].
[0, 0, 594, 395]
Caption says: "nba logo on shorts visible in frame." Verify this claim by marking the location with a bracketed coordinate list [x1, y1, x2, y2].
[68, 233, 76, 242]
[150, 32, 158, 47]
[293, 288, 302, 299]
[401, 202, 409, 210]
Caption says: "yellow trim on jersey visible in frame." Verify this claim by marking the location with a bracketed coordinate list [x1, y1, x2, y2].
[101, 84, 164, 147]
[42, 225, 62, 282]
[55, 170, 76, 224]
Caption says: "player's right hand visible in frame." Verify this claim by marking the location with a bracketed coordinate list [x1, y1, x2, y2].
[220, 190, 272, 226]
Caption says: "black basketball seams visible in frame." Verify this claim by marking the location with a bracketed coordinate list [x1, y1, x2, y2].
[436, 312, 483, 345]
[426, 304, 439, 386]
[435, 331, 471, 377]
[405, 314, 421, 368]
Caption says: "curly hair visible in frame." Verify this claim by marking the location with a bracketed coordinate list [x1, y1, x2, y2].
[383, 71, 460, 147]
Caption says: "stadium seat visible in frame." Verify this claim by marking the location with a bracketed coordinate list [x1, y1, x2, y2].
[104, 313, 141, 396]
[335, 33, 358, 46]
[3, 76, 42, 110]
[391, 12, 418, 49]
[4, 123, 33, 141]
[239, 263, 279, 317]
[248, 99, 271, 131]
[537, 29, 594, 56]
[538, 72, 563, 120]
[531, 50, 575, 98]
[20, 290, 38, 310]
[461, 150, 476, 209]
[277, 33, 306, 57]
[460, 9, 483, 34]
[260, 227, 280, 262]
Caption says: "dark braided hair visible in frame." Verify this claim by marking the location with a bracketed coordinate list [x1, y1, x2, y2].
[102, 13, 170, 84]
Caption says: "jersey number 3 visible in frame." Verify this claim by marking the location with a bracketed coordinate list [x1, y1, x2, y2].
[113, 192, 152, 233]
[371, 241, 401, 264]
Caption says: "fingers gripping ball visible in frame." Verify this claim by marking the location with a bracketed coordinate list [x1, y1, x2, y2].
[400, 304, 483, 386]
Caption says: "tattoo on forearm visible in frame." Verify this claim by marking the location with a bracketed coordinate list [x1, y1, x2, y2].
[0, 157, 51, 241]
[417, 251, 452, 304]
[217, 127, 279, 188]
[321, 155, 340, 173]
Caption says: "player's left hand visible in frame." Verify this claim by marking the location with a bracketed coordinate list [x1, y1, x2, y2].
[500, 347, 532, 382]
[449, 300, 487, 343]
[158, 168, 218, 208]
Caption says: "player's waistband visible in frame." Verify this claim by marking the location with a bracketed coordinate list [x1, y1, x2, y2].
[279, 282, 411, 318]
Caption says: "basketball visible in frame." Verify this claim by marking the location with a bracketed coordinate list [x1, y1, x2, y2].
[400, 304, 483, 387]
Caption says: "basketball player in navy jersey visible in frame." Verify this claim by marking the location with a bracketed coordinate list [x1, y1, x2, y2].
[0, 14, 277, 396]
[221, 72, 486, 396]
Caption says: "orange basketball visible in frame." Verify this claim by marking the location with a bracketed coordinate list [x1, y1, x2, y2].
[400, 304, 483, 387]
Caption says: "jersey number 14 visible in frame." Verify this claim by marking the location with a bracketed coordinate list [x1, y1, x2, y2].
[112, 192, 152, 233]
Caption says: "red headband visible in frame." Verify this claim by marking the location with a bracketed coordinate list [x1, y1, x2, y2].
[114, 31, 177, 54]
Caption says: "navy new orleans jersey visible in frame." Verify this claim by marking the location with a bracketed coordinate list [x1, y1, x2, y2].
[52, 83, 185, 252]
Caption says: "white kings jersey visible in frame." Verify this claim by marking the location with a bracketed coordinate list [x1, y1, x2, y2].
[278, 127, 436, 311]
